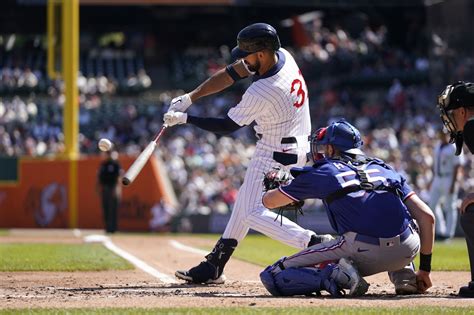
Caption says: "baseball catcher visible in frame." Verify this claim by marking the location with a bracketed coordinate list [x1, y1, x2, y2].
[260, 119, 435, 296]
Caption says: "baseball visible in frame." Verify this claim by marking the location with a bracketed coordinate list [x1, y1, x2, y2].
[98, 138, 113, 152]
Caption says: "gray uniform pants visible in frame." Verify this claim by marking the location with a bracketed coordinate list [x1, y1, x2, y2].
[282, 226, 420, 283]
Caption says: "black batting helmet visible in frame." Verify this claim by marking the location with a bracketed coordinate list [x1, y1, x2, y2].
[231, 23, 281, 60]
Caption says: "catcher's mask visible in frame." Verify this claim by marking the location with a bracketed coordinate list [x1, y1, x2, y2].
[310, 120, 364, 163]
[310, 127, 328, 162]
[437, 81, 474, 155]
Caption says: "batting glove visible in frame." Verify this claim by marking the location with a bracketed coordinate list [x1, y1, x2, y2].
[169, 93, 192, 112]
[163, 111, 188, 127]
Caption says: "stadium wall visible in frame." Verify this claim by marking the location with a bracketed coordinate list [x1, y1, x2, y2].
[0, 155, 170, 230]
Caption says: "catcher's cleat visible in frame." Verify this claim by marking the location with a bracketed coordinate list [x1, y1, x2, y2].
[394, 282, 419, 295]
[175, 261, 225, 284]
[389, 265, 419, 295]
[337, 258, 369, 296]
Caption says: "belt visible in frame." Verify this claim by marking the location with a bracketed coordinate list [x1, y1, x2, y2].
[256, 134, 307, 144]
[354, 226, 413, 246]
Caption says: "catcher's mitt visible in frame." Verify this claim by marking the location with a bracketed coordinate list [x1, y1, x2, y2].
[263, 167, 305, 225]
[263, 167, 291, 191]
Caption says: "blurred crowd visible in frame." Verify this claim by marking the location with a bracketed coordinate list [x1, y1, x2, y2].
[1, 18, 474, 221]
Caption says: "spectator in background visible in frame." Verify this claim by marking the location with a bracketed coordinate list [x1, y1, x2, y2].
[97, 150, 122, 233]
[428, 130, 463, 240]
[437, 81, 474, 298]
[150, 200, 176, 232]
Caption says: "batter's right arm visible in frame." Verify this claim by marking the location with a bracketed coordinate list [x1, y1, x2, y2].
[169, 60, 251, 112]
[188, 67, 235, 102]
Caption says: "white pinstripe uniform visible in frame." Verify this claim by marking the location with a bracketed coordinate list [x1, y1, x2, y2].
[429, 142, 464, 238]
[222, 48, 314, 249]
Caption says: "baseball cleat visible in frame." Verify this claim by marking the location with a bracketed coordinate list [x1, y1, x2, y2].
[174, 261, 226, 284]
[337, 258, 369, 296]
[394, 282, 419, 295]
[175, 269, 226, 284]
[308, 234, 335, 247]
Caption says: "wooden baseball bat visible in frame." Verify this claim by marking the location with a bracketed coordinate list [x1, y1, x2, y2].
[122, 125, 167, 186]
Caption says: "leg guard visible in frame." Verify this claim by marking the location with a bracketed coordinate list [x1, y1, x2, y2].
[176, 238, 237, 284]
[260, 263, 343, 297]
[205, 238, 238, 278]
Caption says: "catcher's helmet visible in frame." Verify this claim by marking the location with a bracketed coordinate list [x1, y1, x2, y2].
[311, 119, 364, 162]
[231, 23, 281, 60]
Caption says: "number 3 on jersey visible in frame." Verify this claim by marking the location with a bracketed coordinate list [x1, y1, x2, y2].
[290, 70, 307, 108]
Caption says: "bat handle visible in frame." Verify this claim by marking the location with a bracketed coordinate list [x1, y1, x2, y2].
[153, 124, 168, 142]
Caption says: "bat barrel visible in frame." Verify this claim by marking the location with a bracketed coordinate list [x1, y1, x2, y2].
[121, 141, 157, 186]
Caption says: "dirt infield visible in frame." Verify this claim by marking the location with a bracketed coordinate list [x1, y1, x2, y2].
[2, 230, 474, 309]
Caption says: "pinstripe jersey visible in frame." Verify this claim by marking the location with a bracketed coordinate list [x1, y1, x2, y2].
[221, 48, 315, 249]
[227, 48, 311, 139]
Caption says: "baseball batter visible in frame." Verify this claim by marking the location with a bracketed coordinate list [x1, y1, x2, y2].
[261, 120, 435, 295]
[164, 23, 329, 284]
[428, 131, 463, 240]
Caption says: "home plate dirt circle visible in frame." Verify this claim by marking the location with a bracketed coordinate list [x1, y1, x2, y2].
[2, 231, 474, 309]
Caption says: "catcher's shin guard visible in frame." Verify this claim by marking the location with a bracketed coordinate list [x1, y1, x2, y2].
[260, 263, 344, 297]
[175, 238, 237, 284]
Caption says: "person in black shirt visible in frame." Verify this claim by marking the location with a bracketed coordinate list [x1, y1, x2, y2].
[437, 81, 474, 297]
[97, 150, 122, 233]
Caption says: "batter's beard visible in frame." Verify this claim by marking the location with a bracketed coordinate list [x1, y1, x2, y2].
[246, 59, 260, 73]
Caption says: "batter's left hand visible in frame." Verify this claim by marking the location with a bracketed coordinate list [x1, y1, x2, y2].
[415, 270, 432, 293]
[169, 93, 192, 112]
[163, 111, 188, 127]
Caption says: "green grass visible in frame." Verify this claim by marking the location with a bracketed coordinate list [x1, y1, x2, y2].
[416, 238, 470, 271]
[0, 229, 8, 236]
[192, 234, 470, 271]
[2, 307, 474, 315]
[0, 243, 133, 271]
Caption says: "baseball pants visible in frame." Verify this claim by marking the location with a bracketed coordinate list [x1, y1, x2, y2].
[222, 136, 314, 249]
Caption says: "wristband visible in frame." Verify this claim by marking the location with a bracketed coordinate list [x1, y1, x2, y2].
[419, 253, 432, 272]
